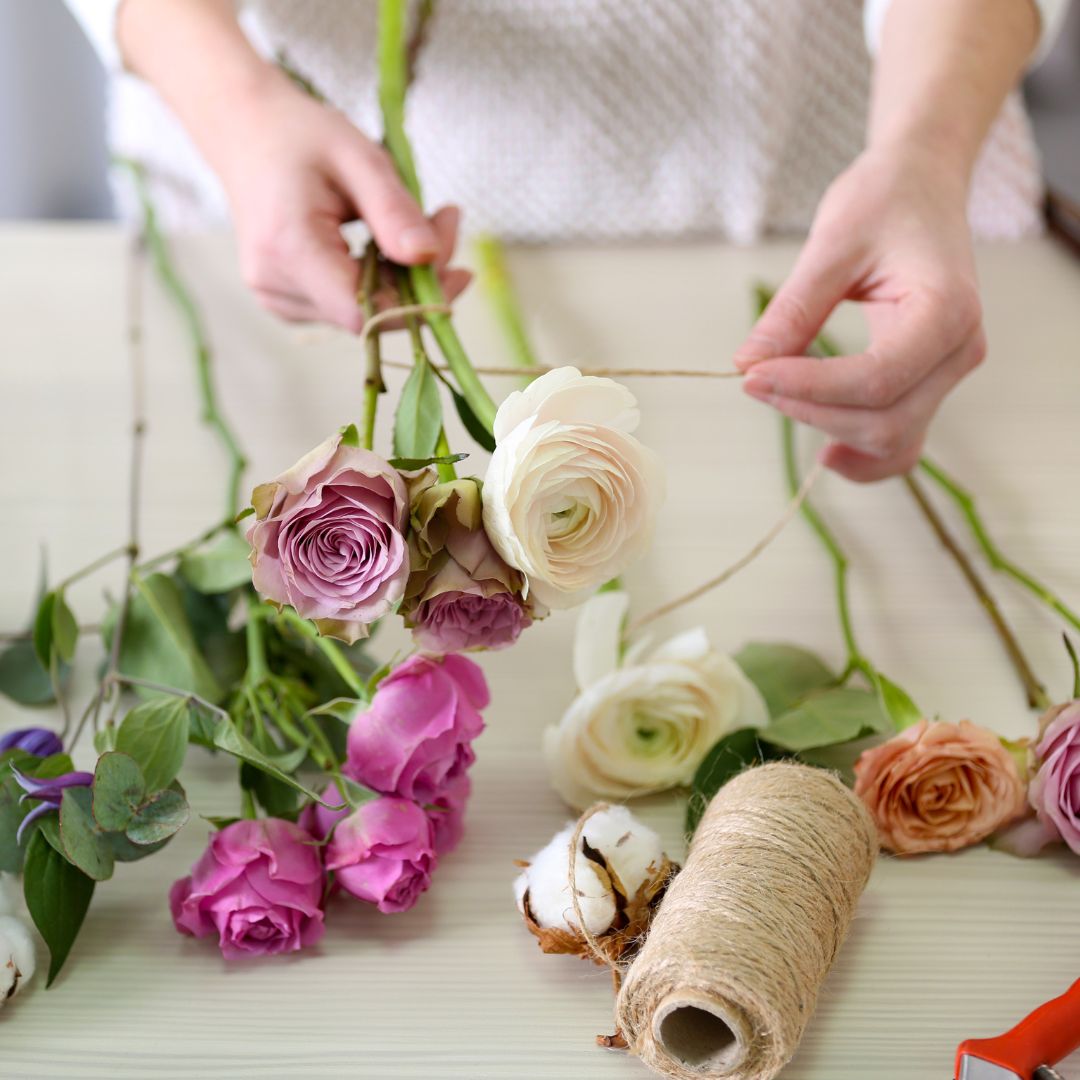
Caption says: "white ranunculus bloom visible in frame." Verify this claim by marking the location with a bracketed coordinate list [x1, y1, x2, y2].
[0, 915, 36, 1004]
[481, 368, 664, 609]
[544, 592, 769, 809]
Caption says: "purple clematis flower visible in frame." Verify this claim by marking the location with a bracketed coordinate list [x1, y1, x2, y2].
[11, 766, 93, 842]
[0, 727, 64, 758]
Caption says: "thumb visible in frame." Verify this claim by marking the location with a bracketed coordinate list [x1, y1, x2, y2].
[734, 245, 853, 371]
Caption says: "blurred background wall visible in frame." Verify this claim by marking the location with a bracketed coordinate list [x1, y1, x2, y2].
[0, 0, 1076, 223]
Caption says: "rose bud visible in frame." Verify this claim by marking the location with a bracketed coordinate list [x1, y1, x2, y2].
[513, 805, 677, 965]
[169, 819, 325, 958]
[247, 430, 410, 644]
[853, 719, 1028, 855]
[304, 791, 436, 914]
[0, 727, 63, 758]
[0, 915, 35, 1004]
[482, 368, 664, 609]
[401, 473, 543, 653]
[346, 653, 488, 803]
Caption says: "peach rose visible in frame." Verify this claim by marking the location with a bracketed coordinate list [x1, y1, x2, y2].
[853, 719, 1027, 854]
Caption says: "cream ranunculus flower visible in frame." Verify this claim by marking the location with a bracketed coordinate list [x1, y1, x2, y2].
[543, 592, 769, 809]
[481, 368, 664, 609]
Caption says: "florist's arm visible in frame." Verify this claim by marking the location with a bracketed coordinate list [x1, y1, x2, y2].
[735, 0, 1044, 482]
[116, 0, 468, 332]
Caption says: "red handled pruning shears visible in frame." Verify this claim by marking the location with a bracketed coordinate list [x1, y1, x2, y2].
[955, 977, 1080, 1079]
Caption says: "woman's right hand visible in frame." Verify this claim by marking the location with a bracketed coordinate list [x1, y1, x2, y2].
[207, 72, 470, 332]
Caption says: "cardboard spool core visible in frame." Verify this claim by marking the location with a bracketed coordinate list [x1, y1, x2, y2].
[653, 994, 746, 1073]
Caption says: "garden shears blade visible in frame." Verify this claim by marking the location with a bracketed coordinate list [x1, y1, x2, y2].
[955, 977, 1080, 1080]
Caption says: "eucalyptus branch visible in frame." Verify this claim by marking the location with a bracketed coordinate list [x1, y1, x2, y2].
[120, 158, 248, 518]
[106, 673, 230, 722]
[782, 418, 874, 683]
[376, 0, 498, 434]
[903, 474, 1050, 711]
[920, 457, 1080, 636]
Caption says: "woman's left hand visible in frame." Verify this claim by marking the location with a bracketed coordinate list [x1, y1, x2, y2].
[734, 143, 986, 483]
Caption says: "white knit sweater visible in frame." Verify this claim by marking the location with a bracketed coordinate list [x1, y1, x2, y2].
[68, 0, 1069, 242]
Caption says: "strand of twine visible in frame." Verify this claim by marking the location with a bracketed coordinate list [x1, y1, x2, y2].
[627, 458, 826, 636]
[566, 802, 629, 976]
[356, 302, 453, 351]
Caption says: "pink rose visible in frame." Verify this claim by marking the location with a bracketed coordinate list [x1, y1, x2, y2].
[247, 431, 409, 644]
[303, 790, 436, 914]
[854, 719, 1027, 854]
[346, 654, 488, 802]
[169, 819, 325, 958]
[1028, 701, 1080, 854]
[401, 475, 539, 653]
[428, 773, 471, 855]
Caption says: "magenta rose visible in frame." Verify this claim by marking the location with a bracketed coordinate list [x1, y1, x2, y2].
[304, 790, 436, 913]
[428, 773, 472, 855]
[346, 654, 488, 802]
[169, 819, 325, 959]
[247, 431, 409, 643]
[1028, 701, 1080, 854]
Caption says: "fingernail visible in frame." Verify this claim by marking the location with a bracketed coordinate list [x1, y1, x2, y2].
[400, 225, 438, 258]
[742, 374, 774, 401]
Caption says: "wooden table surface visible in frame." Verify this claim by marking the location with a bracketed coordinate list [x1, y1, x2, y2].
[1, 225, 1078, 1080]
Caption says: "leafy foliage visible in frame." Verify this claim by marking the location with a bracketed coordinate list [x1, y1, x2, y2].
[178, 530, 253, 594]
[393, 357, 442, 459]
[760, 687, 891, 752]
[734, 642, 837, 718]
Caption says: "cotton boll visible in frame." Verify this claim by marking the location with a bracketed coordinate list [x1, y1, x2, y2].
[0, 915, 36, 1002]
[516, 825, 617, 935]
[581, 806, 667, 900]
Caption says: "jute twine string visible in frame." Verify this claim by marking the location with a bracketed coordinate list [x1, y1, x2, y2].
[593, 764, 876, 1080]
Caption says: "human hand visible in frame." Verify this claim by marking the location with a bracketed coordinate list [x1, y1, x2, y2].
[206, 71, 470, 332]
[734, 145, 986, 482]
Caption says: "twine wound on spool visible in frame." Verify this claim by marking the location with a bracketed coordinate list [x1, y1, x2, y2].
[597, 763, 877, 1080]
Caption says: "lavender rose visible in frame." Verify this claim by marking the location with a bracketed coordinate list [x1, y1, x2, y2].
[304, 791, 436, 913]
[169, 819, 325, 959]
[346, 654, 488, 803]
[1028, 701, 1080, 854]
[401, 473, 541, 653]
[247, 431, 409, 644]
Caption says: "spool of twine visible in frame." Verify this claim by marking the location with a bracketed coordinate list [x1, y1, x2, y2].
[614, 763, 877, 1080]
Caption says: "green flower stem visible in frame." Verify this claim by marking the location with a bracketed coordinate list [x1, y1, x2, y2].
[920, 457, 1080, 636]
[360, 245, 383, 452]
[241, 783, 258, 820]
[903, 473, 1050, 711]
[275, 608, 368, 700]
[376, 0, 498, 435]
[782, 417, 874, 683]
[120, 158, 248, 518]
[244, 596, 270, 686]
[474, 234, 540, 377]
[57, 545, 135, 591]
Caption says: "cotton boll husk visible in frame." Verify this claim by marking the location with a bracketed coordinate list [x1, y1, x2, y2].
[0, 915, 36, 1002]
[580, 805, 667, 900]
[515, 825, 617, 935]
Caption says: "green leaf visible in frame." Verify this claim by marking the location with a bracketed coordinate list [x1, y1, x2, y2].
[336, 773, 378, 809]
[107, 830, 169, 862]
[37, 813, 64, 855]
[202, 815, 240, 831]
[235, 506, 256, 524]
[0, 770, 29, 872]
[116, 573, 224, 703]
[212, 719, 335, 806]
[32, 591, 57, 669]
[23, 829, 95, 986]
[177, 579, 246, 689]
[387, 452, 469, 471]
[0, 556, 65, 706]
[91, 752, 146, 832]
[125, 788, 189, 845]
[178, 530, 253, 594]
[393, 359, 443, 459]
[686, 728, 787, 836]
[59, 787, 115, 882]
[115, 698, 190, 792]
[51, 591, 79, 663]
[734, 642, 837, 718]
[240, 764, 300, 819]
[451, 389, 496, 453]
[873, 670, 923, 732]
[93, 724, 117, 754]
[761, 687, 890, 753]
[339, 422, 361, 448]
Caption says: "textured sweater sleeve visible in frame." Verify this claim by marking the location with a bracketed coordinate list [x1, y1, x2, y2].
[64, 0, 124, 69]
[864, 0, 1071, 64]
